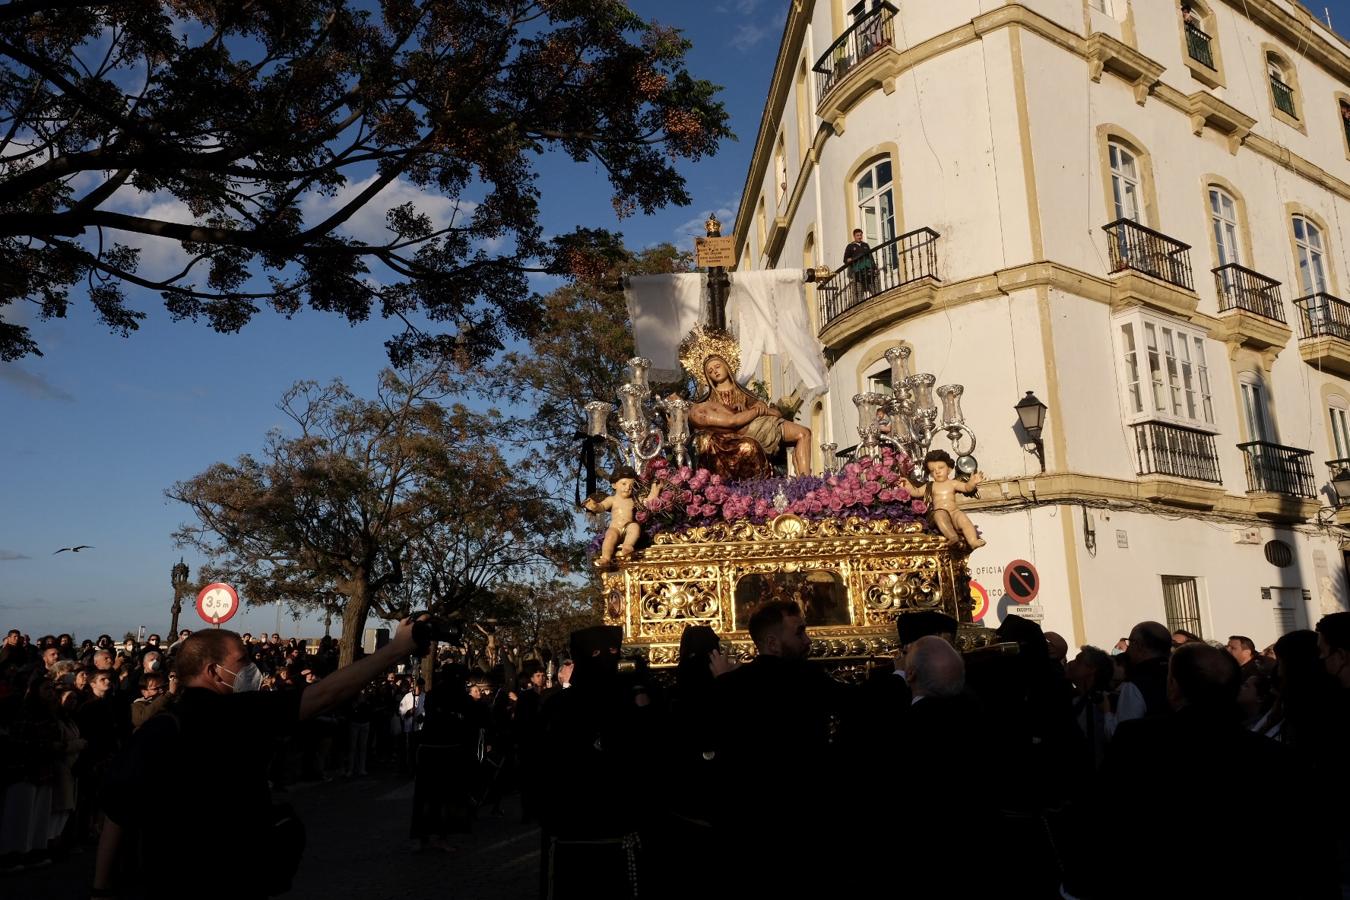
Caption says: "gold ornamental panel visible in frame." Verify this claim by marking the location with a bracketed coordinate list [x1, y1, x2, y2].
[602, 515, 973, 666]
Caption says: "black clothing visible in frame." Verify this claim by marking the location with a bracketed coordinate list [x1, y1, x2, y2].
[711, 656, 854, 893]
[1070, 707, 1337, 899]
[538, 671, 656, 899]
[1124, 655, 1170, 717]
[843, 239, 872, 269]
[410, 688, 484, 840]
[103, 687, 303, 899]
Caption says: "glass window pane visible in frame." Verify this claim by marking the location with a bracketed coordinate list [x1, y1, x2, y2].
[857, 170, 873, 199]
[876, 160, 891, 186]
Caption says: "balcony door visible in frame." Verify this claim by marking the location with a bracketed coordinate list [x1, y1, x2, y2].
[1209, 187, 1241, 301]
[855, 159, 896, 275]
[1108, 142, 1142, 222]
[1293, 214, 1327, 297]
[1240, 377, 1274, 444]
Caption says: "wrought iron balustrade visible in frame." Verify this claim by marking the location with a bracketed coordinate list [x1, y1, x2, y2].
[813, 2, 898, 101]
[1213, 263, 1285, 323]
[1293, 292, 1350, 341]
[1103, 219, 1194, 291]
[1132, 421, 1221, 483]
[1238, 441, 1315, 497]
[1270, 75, 1297, 117]
[816, 227, 940, 331]
[1185, 23, 1216, 69]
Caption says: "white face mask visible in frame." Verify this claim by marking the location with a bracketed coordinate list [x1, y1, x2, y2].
[218, 662, 262, 693]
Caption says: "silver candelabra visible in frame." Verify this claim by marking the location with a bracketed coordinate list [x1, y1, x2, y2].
[584, 357, 684, 472]
[843, 346, 978, 483]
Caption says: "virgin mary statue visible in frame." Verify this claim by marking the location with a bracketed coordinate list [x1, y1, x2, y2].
[679, 326, 811, 480]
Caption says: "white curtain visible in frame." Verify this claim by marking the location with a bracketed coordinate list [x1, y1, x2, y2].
[730, 269, 828, 401]
[623, 273, 706, 382]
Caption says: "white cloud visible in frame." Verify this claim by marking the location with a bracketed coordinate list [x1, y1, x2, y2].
[673, 201, 739, 251]
[0, 363, 75, 402]
[730, 21, 777, 50]
[300, 174, 475, 247]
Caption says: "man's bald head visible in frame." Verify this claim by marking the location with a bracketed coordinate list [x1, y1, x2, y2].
[906, 636, 965, 700]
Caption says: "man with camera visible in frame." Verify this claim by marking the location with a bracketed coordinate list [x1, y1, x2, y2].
[93, 616, 424, 900]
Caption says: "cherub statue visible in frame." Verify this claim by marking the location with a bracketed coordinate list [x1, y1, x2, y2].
[919, 449, 986, 550]
[583, 466, 660, 568]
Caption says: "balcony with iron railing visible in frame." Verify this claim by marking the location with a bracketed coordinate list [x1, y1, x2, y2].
[1210, 264, 1291, 355]
[1103, 219, 1195, 292]
[1132, 421, 1221, 483]
[1238, 441, 1315, 497]
[1214, 264, 1284, 322]
[1185, 22, 1215, 70]
[813, 2, 897, 104]
[816, 227, 940, 338]
[1270, 75, 1297, 118]
[1291, 292, 1350, 376]
[1294, 292, 1350, 341]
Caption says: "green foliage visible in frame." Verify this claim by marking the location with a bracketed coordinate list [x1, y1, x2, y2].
[168, 362, 574, 664]
[0, 1, 731, 362]
[470, 242, 695, 491]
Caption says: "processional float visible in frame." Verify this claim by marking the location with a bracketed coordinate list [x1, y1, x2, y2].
[580, 215, 994, 673]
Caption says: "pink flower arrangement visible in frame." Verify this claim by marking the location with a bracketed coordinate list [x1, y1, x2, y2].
[625, 447, 931, 535]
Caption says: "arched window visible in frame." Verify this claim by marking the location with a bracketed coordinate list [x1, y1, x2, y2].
[1181, 3, 1216, 71]
[1267, 51, 1299, 121]
[1292, 214, 1327, 297]
[1208, 186, 1240, 268]
[854, 158, 896, 247]
[1339, 98, 1350, 155]
[774, 134, 788, 205]
[1239, 371, 1275, 444]
[1329, 395, 1350, 459]
[1107, 141, 1142, 222]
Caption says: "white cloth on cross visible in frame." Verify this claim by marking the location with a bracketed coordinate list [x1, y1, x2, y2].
[729, 268, 829, 402]
[623, 273, 706, 382]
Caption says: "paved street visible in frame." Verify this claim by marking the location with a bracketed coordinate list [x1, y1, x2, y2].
[5, 774, 539, 900]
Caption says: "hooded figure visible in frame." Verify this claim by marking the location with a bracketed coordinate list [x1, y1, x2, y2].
[538, 625, 654, 899]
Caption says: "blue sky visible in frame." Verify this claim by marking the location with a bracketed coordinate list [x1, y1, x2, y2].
[0, 0, 791, 640]
[4, 1, 1350, 640]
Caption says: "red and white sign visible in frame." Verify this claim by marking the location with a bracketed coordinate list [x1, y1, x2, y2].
[969, 580, 990, 622]
[196, 582, 240, 625]
[1003, 560, 1040, 605]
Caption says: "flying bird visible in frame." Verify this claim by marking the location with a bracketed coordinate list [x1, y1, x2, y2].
[53, 545, 93, 554]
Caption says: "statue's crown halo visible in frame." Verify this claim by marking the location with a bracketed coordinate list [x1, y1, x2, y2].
[677, 325, 742, 396]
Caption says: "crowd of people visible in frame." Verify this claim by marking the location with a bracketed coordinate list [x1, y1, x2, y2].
[2, 607, 1347, 898]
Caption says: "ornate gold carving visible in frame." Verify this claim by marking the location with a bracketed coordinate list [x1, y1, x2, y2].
[677, 324, 742, 397]
[770, 512, 808, 538]
[607, 516, 972, 665]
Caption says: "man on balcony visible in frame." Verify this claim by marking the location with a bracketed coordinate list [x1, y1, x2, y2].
[843, 228, 876, 304]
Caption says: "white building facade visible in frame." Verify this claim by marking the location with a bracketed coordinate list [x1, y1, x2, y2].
[732, 0, 1350, 649]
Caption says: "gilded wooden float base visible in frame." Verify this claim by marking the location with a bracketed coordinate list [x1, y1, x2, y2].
[602, 514, 994, 667]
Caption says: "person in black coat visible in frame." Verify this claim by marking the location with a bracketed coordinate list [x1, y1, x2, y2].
[710, 601, 855, 894]
[1065, 643, 1337, 899]
[538, 626, 657, 900]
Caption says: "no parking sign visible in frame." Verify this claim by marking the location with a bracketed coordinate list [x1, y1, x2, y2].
[1003, 560, 1040, 605]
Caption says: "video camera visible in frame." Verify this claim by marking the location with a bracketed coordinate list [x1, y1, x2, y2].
[408, 613, 464, 657]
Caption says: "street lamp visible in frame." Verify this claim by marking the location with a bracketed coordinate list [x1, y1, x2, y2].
[1014, 390, 1048, 472]
[169, 558, 190, 637]
[1330, 464, 1350, 507]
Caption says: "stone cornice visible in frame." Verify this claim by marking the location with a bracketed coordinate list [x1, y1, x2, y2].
[734, 2, 1350, 265]
[731, 1, 814, 254]
[968, 472, 1325, 523]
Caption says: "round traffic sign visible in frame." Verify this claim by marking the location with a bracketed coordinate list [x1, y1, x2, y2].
[1003, 560, 1039, 605]
[969, 580, 990, 622]
[196, 582, 240, 625]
